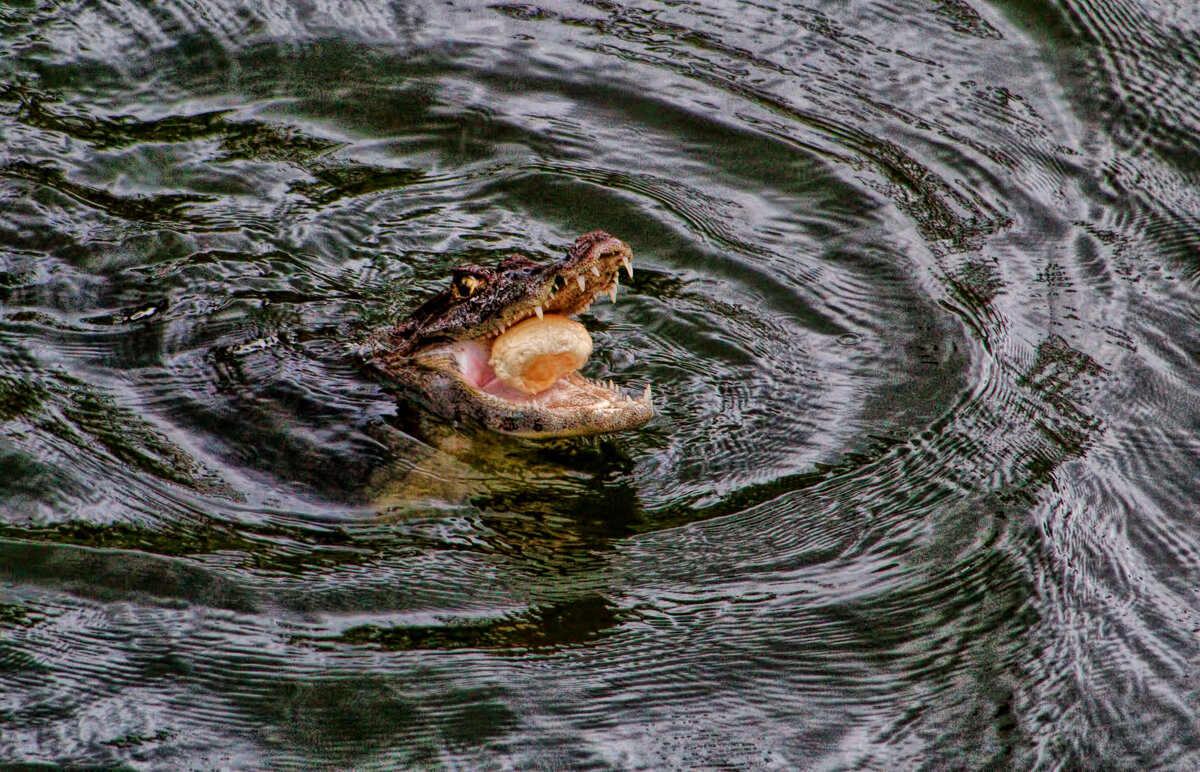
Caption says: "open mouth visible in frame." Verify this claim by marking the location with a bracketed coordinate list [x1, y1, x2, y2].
[385, 232, 654, 437]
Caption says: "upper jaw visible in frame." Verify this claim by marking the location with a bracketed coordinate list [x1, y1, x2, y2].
[475, 233, 634, 340]
[553, 233, 634, 313]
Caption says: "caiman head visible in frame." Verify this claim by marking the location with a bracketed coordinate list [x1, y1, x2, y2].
[369, 232, 654, 438]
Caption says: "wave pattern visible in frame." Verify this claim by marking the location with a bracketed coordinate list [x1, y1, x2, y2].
[2, 0, 1200, 768]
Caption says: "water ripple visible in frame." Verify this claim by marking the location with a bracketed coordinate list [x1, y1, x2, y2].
[2, 0, 1200, 768]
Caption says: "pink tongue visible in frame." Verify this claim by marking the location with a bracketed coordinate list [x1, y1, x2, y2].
[454, 340, 496, 387]
[452, 340, 537, 402]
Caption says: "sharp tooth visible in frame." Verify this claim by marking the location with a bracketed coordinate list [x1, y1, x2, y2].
[591, 266, 600, 277]
[608, 286, 618, 303]
[535, 305, 544, 320]
[622, 256, 633, 278]
[577, 275, 587, 292]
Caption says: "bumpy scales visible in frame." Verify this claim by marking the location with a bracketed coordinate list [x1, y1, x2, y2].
[368, 232, 652, 438]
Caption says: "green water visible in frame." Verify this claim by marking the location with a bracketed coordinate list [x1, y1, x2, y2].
[2, 0, 1200, 768]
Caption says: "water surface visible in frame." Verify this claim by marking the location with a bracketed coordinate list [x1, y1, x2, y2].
[2, 0, 1200, 768]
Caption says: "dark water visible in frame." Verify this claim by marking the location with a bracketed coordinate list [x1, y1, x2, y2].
[2, 0, 1199, 768]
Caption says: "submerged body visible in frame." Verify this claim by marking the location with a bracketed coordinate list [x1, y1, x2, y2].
[368, 232, 653, 437]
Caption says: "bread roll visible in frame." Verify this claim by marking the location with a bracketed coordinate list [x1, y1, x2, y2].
[489, 314, 592, 394]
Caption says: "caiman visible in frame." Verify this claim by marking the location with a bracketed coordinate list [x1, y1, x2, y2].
[367, 231, 654, 438]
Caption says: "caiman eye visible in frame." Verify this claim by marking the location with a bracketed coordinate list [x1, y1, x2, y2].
[453, 275, 484, 298]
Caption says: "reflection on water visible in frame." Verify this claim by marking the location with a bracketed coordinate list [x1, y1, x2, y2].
[3, 0, 1200, 768]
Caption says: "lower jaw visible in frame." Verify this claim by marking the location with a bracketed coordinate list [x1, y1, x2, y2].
[394, 349, 651, 437]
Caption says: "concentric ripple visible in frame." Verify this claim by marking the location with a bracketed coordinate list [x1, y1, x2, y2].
[3, 0, 1200, 769]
